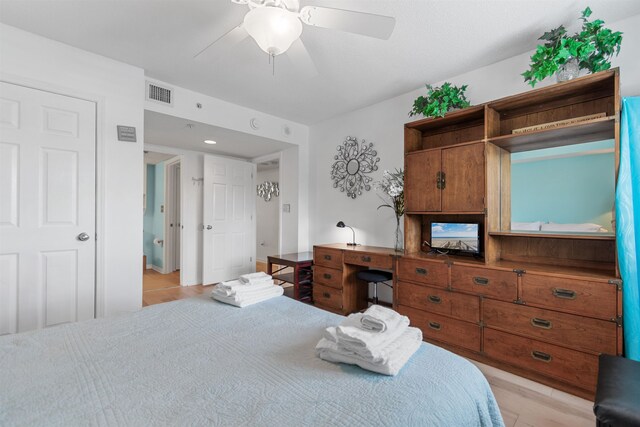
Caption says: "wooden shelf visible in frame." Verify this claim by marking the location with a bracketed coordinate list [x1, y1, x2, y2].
[405, 105, 485, 132]
[489, 230, 615, 241]
[487, 117, 615, 153]
[406, 211, 485, 215]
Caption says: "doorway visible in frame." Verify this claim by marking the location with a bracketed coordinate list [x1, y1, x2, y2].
[255, 157, 281, 272]
[143, 151, 182, 294]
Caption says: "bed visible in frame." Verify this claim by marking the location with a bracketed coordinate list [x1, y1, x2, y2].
[0, 296, 504, 426]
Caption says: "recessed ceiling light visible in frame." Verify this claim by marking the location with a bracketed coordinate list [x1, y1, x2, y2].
[204, 140, 217, 145]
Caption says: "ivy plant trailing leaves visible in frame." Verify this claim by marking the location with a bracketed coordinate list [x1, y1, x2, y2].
[522, 7, 623, 87]
[409, 82, 471, 118]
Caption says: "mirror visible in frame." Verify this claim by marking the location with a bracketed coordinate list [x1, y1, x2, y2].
[508, 140, 615, 234]
[346, 159, 360, 175]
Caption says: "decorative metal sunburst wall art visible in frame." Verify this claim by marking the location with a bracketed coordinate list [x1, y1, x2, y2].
[257, 181, 279, 202]
[331, 136, 380, 199]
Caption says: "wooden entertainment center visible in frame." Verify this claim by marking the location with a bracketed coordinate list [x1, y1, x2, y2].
[312, 70, 621, 398]
[399, 69, 622, 398]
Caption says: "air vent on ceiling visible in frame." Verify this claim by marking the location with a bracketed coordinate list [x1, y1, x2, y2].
[146, 81, 173, 106]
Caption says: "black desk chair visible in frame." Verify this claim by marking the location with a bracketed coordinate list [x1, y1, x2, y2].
[356, 270, 393, 306]
[594, 354, 640, 427]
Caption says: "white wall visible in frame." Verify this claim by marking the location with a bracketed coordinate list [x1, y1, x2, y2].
[256, 168, 280, 261]
[308, 13, 640, 251]
[145, 80, 310, 253]
[0, 24, 145, 316]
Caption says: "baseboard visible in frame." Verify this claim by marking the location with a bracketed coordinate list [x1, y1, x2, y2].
[149, 265, 164, 274]
[145, 264, 152, 270]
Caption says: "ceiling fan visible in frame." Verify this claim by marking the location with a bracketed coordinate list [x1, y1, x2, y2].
[194, 0, 396, 74]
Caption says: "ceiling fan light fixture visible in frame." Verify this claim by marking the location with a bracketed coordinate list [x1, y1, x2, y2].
[243, 6, 302, 56]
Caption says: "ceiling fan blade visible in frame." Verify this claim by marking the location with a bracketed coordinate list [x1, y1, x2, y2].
[299, 6, 395, 40]
[286, 39, 318, 78]
[194, 24, 248, 60]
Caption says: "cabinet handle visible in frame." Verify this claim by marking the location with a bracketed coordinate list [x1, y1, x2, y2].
[322, 292, 331, 299]
[415, 267, 428, 275]
[427, 295, 442, 304]
[473, 276, 489, 286]
[531, 350, 552, 363]
[552, 288, 577, 300]
[530, 317, 552, 329]
[323, 273, 332, 280]
[428, 321, 441, 331]
[361, 256, 371, 262]
[436, 171, 446, 190]
[324, 254, 332, 261]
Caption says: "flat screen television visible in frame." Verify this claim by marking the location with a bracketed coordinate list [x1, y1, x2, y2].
[430, 222, 480, 254]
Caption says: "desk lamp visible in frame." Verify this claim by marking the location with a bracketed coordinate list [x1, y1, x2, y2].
[336, 221, 357, 246]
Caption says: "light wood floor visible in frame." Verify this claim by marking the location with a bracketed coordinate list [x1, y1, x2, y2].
[140, 280, 594, 426]
[143, 269, 181, 291]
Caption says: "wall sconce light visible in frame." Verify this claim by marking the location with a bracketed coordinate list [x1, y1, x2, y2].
[336, 221, 357, 246]
[257, 181, 279, 202]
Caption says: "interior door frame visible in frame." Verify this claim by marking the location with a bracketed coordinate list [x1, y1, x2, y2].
[0, 72, 106, 318]
[163, 156, 181, 279]
[252, 151, 283, 259]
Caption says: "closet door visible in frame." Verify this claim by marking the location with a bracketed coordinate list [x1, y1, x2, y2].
[202, 155, 255, 285]
[405, 150, 441, 212]
[0, 82, 96, 334]
[441, 142, 485, 212]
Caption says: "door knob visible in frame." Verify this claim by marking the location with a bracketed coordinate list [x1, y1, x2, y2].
[77, 232, 90, 241]
[206, 225, 213, 230]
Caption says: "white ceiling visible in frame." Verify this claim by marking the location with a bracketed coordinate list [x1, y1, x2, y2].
[1, 0, 638, 125]
[144, 110, 293, 159]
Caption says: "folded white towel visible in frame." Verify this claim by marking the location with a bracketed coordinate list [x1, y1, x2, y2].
[242, 277, 274, 286]
[316, 327, 422, 376]
[211, 285, 283, 307]
[239, 272, 271, 283]
[215, 280, 276, 296]
[360, 305, 405, 333]
[335, 313, 409, 361]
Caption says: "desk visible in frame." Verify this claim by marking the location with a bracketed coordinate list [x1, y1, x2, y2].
[267, 252, 313, 302]
[312, 244, 398, 315]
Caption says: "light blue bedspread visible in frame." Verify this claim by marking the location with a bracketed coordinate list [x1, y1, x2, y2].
[0, 296, 504, 426]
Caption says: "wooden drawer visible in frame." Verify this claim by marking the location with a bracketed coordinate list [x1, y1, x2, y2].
[484, 328, 598, 392]
[313, 266, 342, 290]
[314, 247, 343, 270]
[397, 281, 479, 323]
[483, 299, 617, 354]
[397, 258, 448, 288]
[451, 264, 517, 302]
[343, 251, 393, 269]
[313, 284, 343, 311]
[398, 305, 480, 352]
[521, 273, 617, 320]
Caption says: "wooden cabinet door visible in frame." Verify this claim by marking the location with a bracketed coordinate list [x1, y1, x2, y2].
[405, 150, 441, 212]
[441, 143, 485, 212]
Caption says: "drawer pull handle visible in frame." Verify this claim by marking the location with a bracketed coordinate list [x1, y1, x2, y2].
[428, 321, 441, 331]
[552, 288, 577, 300]
[473, 276, 489, 286]
[323, 273, 332, 280]
[323, 255, 332, 261]
[427, 295, 442, 304]
[416, 268, 428, 275]
[530, 317, 552, 329]
[361, 256, 372, 262]
[322, 292, 331, 299]
[531, 350, 552, 363]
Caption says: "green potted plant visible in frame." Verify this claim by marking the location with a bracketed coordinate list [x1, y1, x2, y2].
[522, 7, 623, 87]
[409, 82, 471, 118]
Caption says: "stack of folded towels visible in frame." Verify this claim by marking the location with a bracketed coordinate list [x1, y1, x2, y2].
[316, 305, 422, 376]
[211, 272, 283, 307]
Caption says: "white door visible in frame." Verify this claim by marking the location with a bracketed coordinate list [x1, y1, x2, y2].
[165, 158, 181, 274]
[202, 155, 255, 285]
[0, 82, 96, 334]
